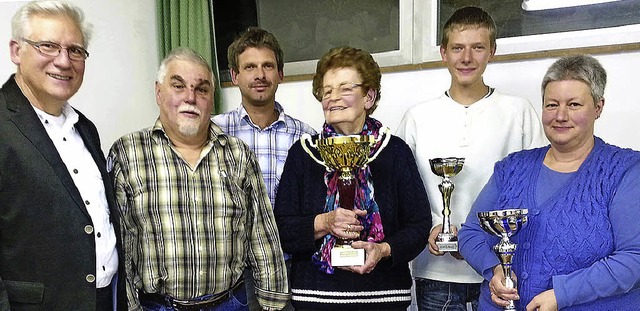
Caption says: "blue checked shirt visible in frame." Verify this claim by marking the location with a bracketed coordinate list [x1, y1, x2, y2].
[212, 102, 317, 208]
[108, 119, 290, 310]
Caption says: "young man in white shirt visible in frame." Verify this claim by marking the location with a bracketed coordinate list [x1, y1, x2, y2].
[397, 6, 547, 311]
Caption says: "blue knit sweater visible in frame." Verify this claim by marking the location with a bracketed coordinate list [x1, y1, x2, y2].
[460, 137, 640, 310]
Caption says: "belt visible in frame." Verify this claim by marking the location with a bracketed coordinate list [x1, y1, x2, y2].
[139, 279, 244, 311]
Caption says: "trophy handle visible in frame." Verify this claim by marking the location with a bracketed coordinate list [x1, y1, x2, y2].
[367, 126, 391, 163]
[300, 134, 329, 169]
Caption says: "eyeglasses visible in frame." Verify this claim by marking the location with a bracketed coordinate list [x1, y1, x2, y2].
[21, 38, 89, 61]
[317, 82, 363, 101]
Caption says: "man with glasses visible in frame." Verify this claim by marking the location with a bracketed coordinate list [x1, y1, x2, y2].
[0, 1, 124, 310]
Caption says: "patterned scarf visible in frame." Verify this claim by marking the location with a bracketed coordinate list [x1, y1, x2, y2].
[312, 117, 386, 274]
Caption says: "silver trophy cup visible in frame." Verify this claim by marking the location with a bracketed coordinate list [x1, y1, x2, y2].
[429, 157, 465, 252]
[477, 209, 528, 311]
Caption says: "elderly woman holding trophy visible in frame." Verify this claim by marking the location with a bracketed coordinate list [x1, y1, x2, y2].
[273, 46, 431, 310]
[458, 54, 640, 311]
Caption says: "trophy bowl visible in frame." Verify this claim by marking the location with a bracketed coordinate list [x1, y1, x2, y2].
[478, 209, 528, 239]
[317, 135, 376, 179]
[429, 157, 465, 252]
[430, 157, 465, 178]
[477, 208, 528, 311]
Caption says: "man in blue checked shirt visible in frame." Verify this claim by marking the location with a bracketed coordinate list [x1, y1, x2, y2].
[212, 27, 315, 311]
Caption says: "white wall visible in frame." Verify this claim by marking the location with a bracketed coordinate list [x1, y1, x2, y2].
[220, 50, 640, 151]
[1, 0, 638, 153]
[0, 2, 636, 310]
[0, 0, 159, 153]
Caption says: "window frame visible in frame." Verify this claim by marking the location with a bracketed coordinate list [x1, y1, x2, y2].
[214, 0, 640, 84]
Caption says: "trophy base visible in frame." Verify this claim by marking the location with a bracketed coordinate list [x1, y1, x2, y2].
[436, 240, 458, 252]
[331, 246, 365, 266]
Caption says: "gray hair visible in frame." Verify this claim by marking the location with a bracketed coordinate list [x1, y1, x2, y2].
[12, 0, 92, 47]
[541, 54, 607, 104]
[156, 47, 215, 85]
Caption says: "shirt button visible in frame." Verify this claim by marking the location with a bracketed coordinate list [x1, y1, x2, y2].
[86, 274, 96, 283]
[97, 232, 101, 238]
[73, 169, 79, 174]
[63, 137, 67, 141]
[523, 242, 530, 249]
[84, 225, 94, 234]
[532, 209, 540, 215]
[521, 271, 529, 280]
[85, 200, 90, 205]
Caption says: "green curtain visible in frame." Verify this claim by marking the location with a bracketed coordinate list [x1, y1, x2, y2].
[156, 0, 222, 113]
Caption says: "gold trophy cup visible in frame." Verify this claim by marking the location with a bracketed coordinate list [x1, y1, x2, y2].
[301, 127, 390, 266]
[429, 157, 465, 252]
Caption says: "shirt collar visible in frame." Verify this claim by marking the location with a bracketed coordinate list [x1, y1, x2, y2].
[238, 101, 286, 129]
[151, 118, 229, 146]
[32, 102, 79, 133]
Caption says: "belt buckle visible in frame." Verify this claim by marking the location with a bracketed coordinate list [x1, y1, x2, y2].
[167, 279, 242, 309]
[171, 293, 228, 309]
[171, 297, 201, 307]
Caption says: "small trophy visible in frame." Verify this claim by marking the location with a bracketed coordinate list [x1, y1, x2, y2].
[429, 157, 465, 252]
[477, 209, 528, 311]
[301, 128, 390, 266]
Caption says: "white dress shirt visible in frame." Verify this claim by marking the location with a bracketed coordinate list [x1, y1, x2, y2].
[33, 104, 118, 288]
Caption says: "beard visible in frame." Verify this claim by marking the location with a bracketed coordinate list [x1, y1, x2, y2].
[178, 119, 201, 137]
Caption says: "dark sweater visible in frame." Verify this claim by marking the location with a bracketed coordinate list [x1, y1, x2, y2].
[274, 134, 431, 310]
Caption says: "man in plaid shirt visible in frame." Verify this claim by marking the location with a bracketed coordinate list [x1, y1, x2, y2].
[109, 47, 289, 311]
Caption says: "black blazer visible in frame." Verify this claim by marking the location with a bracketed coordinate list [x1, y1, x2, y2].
[0, 75, 126, 310]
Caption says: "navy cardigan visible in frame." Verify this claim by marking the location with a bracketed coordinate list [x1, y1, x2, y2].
[274, 134, 431, 310]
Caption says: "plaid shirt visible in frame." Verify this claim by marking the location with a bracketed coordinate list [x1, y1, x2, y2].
[212, 102, 317, 207]
[108, 119, 289, 310]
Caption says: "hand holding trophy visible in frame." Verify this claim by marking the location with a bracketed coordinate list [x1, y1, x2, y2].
[477, 209, 528, 311]
[301, 128, 390, 266]
[429, 157, 465, 252]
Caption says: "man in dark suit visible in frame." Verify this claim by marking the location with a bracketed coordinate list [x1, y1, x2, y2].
[0, 1, 124, 310]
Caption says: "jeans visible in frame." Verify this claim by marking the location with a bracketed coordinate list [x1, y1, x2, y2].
[140, 287, 248, 311]
[415, 278, 480, 311]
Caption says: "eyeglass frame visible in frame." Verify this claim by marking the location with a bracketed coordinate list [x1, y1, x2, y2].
[316, 82, 364, 101]
[21, 38, 89, 61]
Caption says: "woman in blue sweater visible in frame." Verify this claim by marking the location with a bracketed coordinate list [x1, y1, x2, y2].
[274, 47, 431, 310]
[459, 54, 640, 310]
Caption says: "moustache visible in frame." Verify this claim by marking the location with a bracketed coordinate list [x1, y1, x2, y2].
[250, 80, 272, 88]
[178, 106, 201, 115]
